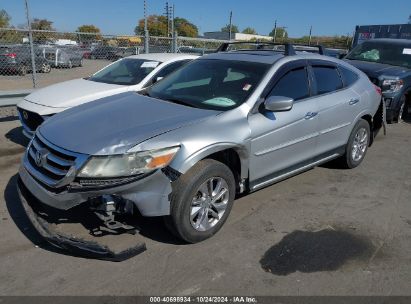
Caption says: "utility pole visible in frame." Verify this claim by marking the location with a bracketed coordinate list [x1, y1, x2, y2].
[144, 0, 149, 53]
[165, 2, 169, 36]
[171, 4, 175, 36]
[273, 20, 277, 43]
[308, 25, 313, 46]
[229, 11, 233, 41]
[24, 0, 37, 88]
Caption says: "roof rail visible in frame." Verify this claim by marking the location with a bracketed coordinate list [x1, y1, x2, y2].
[291, 44, 326, 55]
[216, 41, 296, 56]
[216, 42, 329, 56]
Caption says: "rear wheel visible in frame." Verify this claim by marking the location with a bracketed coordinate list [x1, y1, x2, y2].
[40, 63, 51, 73]
[339, 119, 370, 169]
[164, 159, 236, 243]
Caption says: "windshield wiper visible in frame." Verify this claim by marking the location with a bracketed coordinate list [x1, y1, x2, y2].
[162, 98, 196, 108]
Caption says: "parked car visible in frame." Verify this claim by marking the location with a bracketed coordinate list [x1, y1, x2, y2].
[111, 47, 142, 61]
[18, 43, 382, 248]
[17, 53, 198, 137]
[0, 45, 51, 75]
[41, 46, 83, 68]
[344, 39, 411, 123]
[89, 46, 118, 60]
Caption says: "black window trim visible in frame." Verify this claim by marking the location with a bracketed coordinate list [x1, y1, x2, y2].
[337, 64, 360, 89]
[252, 59, 313, 113]
[308, 59, 346, 97]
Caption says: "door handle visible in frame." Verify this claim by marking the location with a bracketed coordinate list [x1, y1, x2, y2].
[304, 112, 318, 120]
[349, 98, 360, 105]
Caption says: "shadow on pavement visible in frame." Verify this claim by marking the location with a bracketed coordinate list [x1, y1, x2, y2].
[5, 126, 30, 147]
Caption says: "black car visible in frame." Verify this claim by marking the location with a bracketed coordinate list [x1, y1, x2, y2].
[345, 39, 411, 123]
[89, 46, 118, 60]
[0, 45, 51, 75]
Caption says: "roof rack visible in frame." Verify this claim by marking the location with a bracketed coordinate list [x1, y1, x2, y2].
[292, 44, 325, 55]
[216, 41, 326, 56]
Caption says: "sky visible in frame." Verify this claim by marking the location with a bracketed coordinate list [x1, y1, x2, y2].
[2, 0, 410, 37]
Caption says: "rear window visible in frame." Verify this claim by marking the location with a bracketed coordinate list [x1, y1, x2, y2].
[339, 66, 359, 87]
[312, 66, 343, 95]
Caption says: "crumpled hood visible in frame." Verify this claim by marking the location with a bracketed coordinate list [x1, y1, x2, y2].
[39, 92, 220, 155]
[345, 59, 411, 78]
[25, 78, 128, 108]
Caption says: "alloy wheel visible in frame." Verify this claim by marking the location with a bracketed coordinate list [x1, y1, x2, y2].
[189, 177, 230, 232]
[351, 127, 368, 162]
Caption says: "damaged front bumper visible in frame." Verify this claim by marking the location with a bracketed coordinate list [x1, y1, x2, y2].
[19, 164, 173, 216]
[17, 178, 147, 261]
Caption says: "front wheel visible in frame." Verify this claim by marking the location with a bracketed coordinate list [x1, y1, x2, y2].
[339, 119, 370, 169]
[165, 159, 236, 243]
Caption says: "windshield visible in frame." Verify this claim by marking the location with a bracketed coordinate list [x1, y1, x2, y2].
[147, 59, 270, 110]
[346, 42, 411, 68]
[88, 58, 161, 85]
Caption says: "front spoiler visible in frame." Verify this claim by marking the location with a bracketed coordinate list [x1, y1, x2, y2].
[17, 179, 146, 262]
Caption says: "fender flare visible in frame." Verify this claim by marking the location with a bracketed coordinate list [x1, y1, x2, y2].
[171, 142, 250, 179]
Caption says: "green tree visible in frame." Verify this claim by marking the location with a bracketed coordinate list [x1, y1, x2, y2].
[221, 24, 239, 33]
[31, 18, 54, 31]
[134, 15, 198, 37]
[135, 15, 168, 36]
[76, 24, 101, 41]
[174, 17, 198, 37]
[269, 27, 288, 39]
[0, 9, 11, 28]
[242, 27, 257, 35]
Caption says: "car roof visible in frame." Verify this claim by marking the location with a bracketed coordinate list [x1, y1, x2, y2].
[127, 53, 199, 62]
[365, 38, 411, 46]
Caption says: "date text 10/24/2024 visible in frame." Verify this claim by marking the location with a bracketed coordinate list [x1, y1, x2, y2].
[149, 296, 258, 303]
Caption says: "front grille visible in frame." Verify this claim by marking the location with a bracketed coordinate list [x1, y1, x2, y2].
[25, 134, 88, 189]
[17, 107, 44, 132]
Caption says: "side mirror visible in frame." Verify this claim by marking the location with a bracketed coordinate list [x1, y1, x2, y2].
[338, 53, 346, 59]
[153, 76, 163, 84]
[264, 96, 294, 112]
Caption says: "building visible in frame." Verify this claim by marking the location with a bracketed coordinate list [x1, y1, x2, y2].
[204, 31, 273, 41]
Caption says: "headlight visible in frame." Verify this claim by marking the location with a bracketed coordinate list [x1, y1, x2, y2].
[78, 146, 180, 178]
[381, 79, 404, 93]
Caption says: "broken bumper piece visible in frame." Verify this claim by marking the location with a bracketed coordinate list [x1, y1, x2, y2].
[17, 178, 146, 262]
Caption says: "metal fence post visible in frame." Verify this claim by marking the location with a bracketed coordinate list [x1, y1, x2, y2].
[144, 30, 149, 54]
[172, 31, 178, 53]
[24, 0, 37, 88]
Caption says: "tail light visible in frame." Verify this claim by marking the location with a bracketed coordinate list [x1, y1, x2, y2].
[4, 53, 17, 59]
[374, 85, 382, 96]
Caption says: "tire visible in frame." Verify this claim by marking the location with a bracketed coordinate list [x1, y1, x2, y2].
[79, 58, 83, 67]
[18, 65, 28, 76]
[339, 119, 370, 169]
[40, 63, 51, 73]
[164, 159, 236, 243]
[67, 60, 73, 69]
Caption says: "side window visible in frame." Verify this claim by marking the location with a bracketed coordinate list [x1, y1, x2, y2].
[269, 67, 310, 101]
[339, 66, 359, 87]
[312, 66, 343, 95]
[154, 60, 191, 79]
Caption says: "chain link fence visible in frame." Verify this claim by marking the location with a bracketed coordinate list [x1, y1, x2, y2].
[0, 28, 228, 90]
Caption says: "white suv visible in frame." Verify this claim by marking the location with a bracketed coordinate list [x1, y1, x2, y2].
[17, 53, 198, 138]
